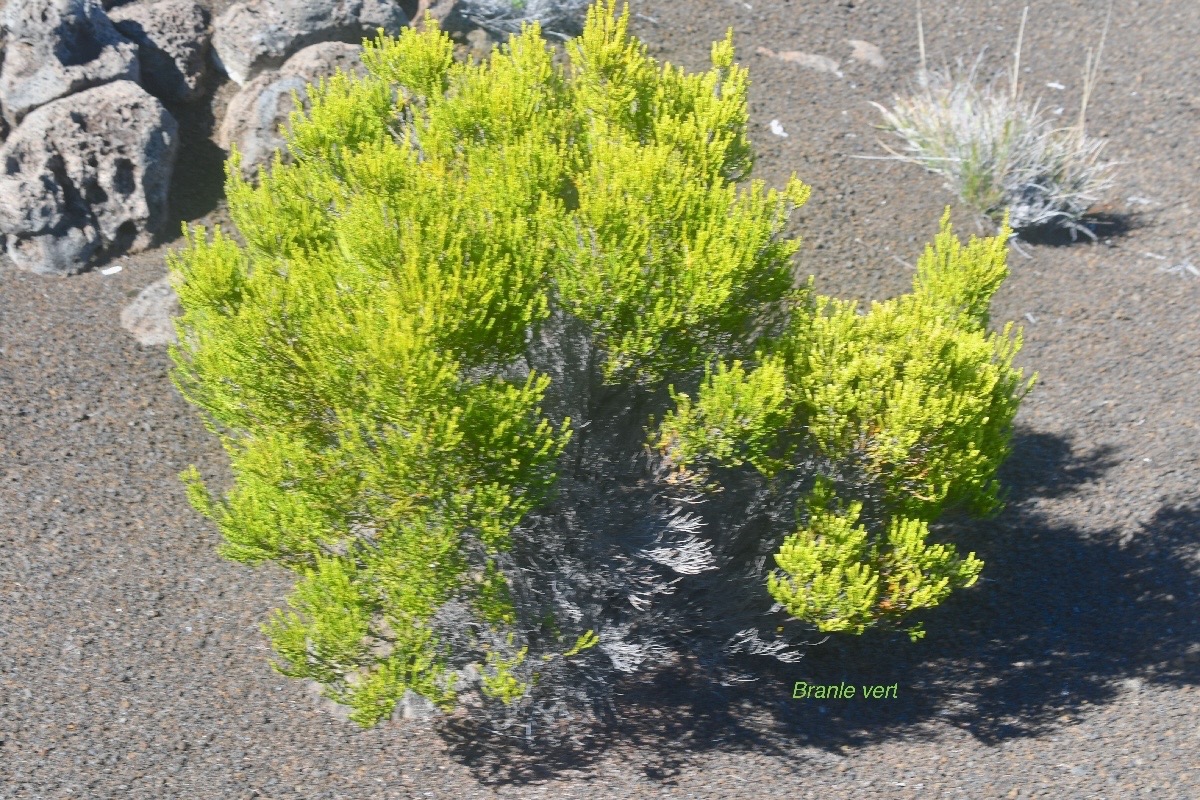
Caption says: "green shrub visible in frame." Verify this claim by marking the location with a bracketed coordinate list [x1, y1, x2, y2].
[168, 0, 1034, 739]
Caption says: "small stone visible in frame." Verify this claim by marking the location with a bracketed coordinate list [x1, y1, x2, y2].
[410, 0, 460, 32]
[305, 679, 354, 723]
[848, 39, 887, 69]
[756, 46, 842, 77]
[392, 689, 441, 722]
[466, 28, 497, 62]
[120, 274, 183, 346]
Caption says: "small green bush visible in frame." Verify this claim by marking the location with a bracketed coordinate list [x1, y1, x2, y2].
[168, 0, 1033, 739]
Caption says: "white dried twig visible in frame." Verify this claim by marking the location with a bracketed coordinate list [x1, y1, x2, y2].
[643, 537, 717, 575]
[599, 627, 669, 672]
[725, 628, 805, 663]
[1161, 260, 1199, 277]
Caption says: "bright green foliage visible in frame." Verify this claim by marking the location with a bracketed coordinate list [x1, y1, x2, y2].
[481, 643, 530, 704]
[476, 561, 516, 624]
[767, 478, 881, 634]
[914, 209, 1011, 330]
[168, 0, 1032, 728]
[785, 216, 1031, 523]
[767, 477, 984, 636]
[563, 629, 601, 657]
[658, 212, 1033, 638]
[554, 8, 808, 384]
[661, 356, 795, 479]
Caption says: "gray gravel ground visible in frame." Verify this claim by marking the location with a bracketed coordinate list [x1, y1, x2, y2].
[2, 0, 1199, 797]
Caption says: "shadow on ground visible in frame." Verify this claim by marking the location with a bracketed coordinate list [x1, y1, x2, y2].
[441, 427, 1200, 785]
[1018, 211, 1138, 246]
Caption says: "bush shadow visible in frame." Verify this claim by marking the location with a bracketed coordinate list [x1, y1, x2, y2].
[439, 427, 1199, 785]
[1018, 211, 1138, 246]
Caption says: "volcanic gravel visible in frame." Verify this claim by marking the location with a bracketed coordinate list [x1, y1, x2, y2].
[2, 0, 1198, 797]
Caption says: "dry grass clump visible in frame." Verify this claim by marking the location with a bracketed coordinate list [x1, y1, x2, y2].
[872, 5, 1117, 240]
[458, 0, 593, 40]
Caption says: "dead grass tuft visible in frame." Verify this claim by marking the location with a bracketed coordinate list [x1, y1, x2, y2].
[870, 4, 1118, 240]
